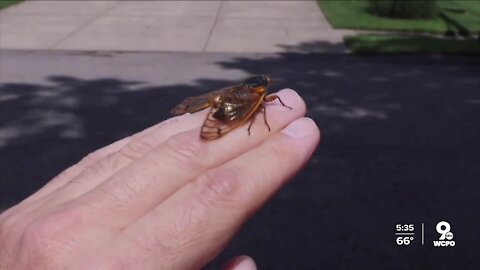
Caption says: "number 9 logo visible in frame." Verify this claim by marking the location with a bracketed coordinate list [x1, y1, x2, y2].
[436, 221, 453, 240]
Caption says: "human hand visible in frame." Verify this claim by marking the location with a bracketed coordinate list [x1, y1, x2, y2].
[0, 89, 320, 270]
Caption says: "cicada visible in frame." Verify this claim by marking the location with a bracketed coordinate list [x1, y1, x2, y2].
[171, 75, 291, 140]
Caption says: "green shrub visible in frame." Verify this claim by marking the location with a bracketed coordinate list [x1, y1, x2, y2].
[368, 0, 438, 19]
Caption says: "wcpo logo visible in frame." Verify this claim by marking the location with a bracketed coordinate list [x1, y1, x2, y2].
[433, 221, 455, 247]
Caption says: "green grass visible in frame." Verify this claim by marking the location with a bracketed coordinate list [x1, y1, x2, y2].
[318, 0, 480, 34]
[0, 0, 22, 9]
[345, 35, 480, 54]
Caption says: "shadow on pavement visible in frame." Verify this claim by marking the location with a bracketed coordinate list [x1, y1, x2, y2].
[0, 41, 479, 269]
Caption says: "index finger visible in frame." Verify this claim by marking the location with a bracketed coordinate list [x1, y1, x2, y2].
[70, 89, 306, 229]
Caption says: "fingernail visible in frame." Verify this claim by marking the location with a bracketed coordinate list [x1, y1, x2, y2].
[281, 117, 317, 138]
[278, 88, 296, 94]
[225, 256, 257, 270]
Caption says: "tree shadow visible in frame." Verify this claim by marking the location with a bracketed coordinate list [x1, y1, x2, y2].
[345, 35, 480, 55]
[440, 10, 471, 38]
[277, 40, 349, 54]
[0, 75, 234, 207]
[1, 42, 479, 269]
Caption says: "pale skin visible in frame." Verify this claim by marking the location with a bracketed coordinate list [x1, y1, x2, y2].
[0, 89, 320, 270]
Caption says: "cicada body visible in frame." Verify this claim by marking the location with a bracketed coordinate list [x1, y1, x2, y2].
[171, 75, 291, 140]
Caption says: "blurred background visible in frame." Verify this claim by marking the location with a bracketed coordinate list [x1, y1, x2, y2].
[1, 1, 479, 269]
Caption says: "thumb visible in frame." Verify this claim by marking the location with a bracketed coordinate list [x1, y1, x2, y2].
[222, 255, 257, 270]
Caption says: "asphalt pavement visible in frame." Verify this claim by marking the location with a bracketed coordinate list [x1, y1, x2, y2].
[1, 49, 479, 269]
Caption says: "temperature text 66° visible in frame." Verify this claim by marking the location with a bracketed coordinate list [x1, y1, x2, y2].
[396, 237, 414, 246]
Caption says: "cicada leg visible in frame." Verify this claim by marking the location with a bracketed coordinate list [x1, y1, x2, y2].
[262, 105, 271, 132]
[247, 107, 260, 135]
[248, 104, 272, 135]
[248, 95, 292, 136]
[264, 94, 293, 110]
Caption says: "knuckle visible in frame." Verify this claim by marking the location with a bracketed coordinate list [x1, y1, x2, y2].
[80, 150, 104, 165]
[21, 219, 58, 262]
[119, 139, 153, 160]
[124, 212, 201, 264]
[86, 155, 116, 179]
[22, 219, 52, 248]
[168, 202, 209, 244]
[0, 207, 27, 244]
[96, 178, 143, 210]
[163, 133, 207, 168]
[195, 168, 244, 208]
[21, 207, 83, 262]
[81, 146, 131, 181]
[79, 136, 133, 166]
[0, 209, 18, 237]
[123, 231, 174, 259]
[22, 210, 70, 243]
[53, 165, 83, 183]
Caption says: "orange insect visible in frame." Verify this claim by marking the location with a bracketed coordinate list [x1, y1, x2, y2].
[171, 75, 291, 140]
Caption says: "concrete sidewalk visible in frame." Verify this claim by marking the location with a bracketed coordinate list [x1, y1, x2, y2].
[0, 0, 350, 53]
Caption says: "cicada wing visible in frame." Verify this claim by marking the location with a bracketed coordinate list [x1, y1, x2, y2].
[200, 110, 240, 140]
[170, 86, 239, 116]
[200, 89, 265, 140]
[170, 96, 211, 116]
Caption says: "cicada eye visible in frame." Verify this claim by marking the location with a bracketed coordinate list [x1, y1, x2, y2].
[243, 75, 271, 88]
